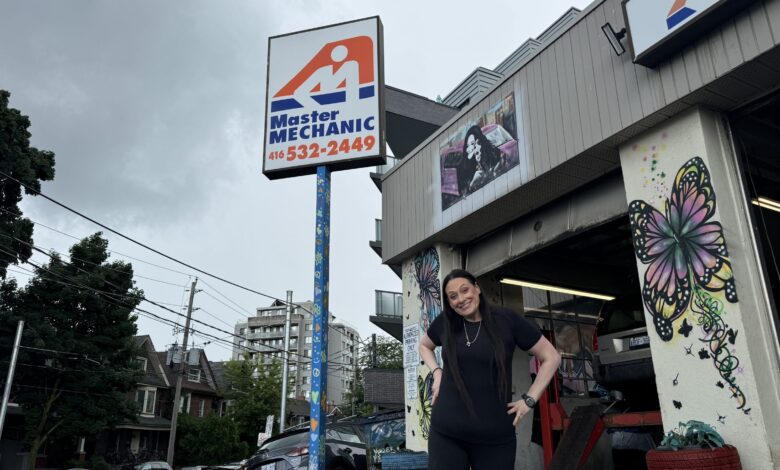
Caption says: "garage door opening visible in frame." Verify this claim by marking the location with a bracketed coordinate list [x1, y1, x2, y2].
[485, 218, 658, 407]
[731, 94, 780, 344]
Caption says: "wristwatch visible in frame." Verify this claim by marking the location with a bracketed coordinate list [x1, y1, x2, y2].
[521, 393, 537, 408]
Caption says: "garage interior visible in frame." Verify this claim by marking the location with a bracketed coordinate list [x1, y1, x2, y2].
[730, 92, 780, 344]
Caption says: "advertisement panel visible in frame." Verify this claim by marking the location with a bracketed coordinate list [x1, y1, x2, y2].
[624, 0, 760, 67]
[439, 92, 519, 211]
[263, 17, 385, 179]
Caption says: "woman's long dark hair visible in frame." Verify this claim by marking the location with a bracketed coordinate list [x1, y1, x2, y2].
[440, 269, 509, 417]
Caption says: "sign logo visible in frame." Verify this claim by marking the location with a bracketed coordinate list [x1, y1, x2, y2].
[271, 36, 375, 113]
[667, 0, 696, 29]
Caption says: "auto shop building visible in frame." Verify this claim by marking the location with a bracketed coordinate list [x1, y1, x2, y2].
[377, 0, 780, 468]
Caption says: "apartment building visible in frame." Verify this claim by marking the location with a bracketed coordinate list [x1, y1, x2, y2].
[232, 300, 360, 406]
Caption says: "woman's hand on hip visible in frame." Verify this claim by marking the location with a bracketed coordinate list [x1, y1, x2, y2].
[431, 370, 442, 405]
[506, 400, 531, 426]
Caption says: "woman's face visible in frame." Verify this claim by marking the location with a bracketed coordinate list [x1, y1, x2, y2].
[465, 134, 481, 162]
[445, 277, 482, 319]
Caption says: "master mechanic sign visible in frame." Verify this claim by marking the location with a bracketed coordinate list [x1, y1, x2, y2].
[263, 17, 386, 179]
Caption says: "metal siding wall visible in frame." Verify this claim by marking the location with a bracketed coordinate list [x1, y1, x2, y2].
[382, 0, 780, 264]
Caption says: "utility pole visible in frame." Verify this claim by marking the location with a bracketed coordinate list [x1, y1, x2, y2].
[280, 290, 293, 433]
[371, 334, 377, 368]
[0, 321, 24, 439]
[351, 335, 358, 416]
[167, 278, 197, 466]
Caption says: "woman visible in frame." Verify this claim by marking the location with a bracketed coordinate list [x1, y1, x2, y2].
[418, 269, 561, 470]
[458, 125, 503, 196]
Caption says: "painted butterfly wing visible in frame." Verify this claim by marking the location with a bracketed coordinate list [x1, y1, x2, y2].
[414, 248, 442, 332]
[417, 372, 434, 439]
[629, 200, 692, 341]
[670, 157, 737, 303]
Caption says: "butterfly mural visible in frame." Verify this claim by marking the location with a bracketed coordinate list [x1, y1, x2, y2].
[414, 248, 442, 333]
[417, 372, 434, 439]
[628, 157, 737, 341]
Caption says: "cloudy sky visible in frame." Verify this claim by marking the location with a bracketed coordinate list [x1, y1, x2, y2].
[0, 0, 591, 361]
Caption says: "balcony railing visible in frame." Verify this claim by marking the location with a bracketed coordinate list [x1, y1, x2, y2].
[374, 157, 397, 176]
[375, 290, 403, 318]
[374, 219, 382, 243]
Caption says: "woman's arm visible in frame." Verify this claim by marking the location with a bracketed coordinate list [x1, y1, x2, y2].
[506, 336, 561, 426]
[419, 334, 443, 404]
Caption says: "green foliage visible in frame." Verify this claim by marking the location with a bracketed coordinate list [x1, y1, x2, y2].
[660, 420, 725, 450]
[224, 358, 284, 451]
[341, 335, 402, 415]
[360, 335, 403, 369]
[175, 413, 249, 466]
[0, 89, 56, 278]
[0, 233, 143, 469]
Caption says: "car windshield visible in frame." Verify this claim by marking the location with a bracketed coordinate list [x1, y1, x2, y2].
[484, 126, 512, 147]
[259, 431, 307, 451]
[600, 302, 645, 334]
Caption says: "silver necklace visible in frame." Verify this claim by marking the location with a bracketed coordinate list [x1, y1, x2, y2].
[463, 319, 482, 347]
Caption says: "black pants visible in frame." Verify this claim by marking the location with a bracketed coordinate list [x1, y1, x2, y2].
[428, 428, 516, 470]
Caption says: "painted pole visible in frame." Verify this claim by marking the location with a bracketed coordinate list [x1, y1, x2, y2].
[309, 165, 330, 469]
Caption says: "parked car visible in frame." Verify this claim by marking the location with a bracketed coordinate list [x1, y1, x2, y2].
[592, 296, 655, 387]
[241, 424, 368, 470]
[134, 462, 172, 470]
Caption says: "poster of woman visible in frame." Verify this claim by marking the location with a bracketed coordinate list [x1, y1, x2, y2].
[440, 93, 519, 210]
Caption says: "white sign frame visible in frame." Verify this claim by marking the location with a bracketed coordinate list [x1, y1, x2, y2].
[263, 17, 386, 179]
[623, 0, 760, 67]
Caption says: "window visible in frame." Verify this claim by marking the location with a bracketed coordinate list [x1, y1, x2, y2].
[239, 327, 246, 335]
[219, 400, 231, 417]
[136, 356, 148, 372]
[135, 387, 156, 416]
[188, 367, 201, 383]
[304, 350, 311, 357]
[179, 393, 191, 414]
[305, 323, 313, 331]
[305, 337, 312, 344]
[302, 376, 308, 384]
[198, 399, 205, 417]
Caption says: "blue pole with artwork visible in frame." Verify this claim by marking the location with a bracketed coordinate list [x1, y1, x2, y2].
[309, 164, 330, 469]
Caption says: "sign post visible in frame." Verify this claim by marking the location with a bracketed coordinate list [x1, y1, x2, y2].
[309, 165, 331, 467]
[263, 16, 384, 470]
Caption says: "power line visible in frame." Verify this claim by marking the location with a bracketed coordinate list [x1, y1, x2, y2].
[0, 171, 317, 315]
[0, 207, 194, 278]
[0, 244, 320, 364]
[1, 214, 355, 342]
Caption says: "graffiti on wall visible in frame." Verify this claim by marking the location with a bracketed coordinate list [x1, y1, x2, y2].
[628, 155, 747, 412]
[401, 247, 444, 442]
[365, 416, 406, 466]
[414, 247, 442, 333]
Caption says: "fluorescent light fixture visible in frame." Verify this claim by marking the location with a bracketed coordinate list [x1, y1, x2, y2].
[601, 23, 627, 57]
[500, 278, 616, 301]
[752, 196, 780, 214]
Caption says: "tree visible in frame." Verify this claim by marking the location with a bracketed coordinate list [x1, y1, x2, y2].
[174, 413, 248, 466]
[0, 90, 56, 278]
[341, 335, 402, 415]
[0, 233, 143, 469]
[223, 358, 285, 451]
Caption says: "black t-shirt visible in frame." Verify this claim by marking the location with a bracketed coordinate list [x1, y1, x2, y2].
[426, 307, 541, 444]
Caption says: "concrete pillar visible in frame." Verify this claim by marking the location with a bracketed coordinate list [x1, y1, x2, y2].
[619, 107, 780, 468]
[401, 243, 460, 451]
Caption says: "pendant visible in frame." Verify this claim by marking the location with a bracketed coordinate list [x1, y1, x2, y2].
[466, 341, 471, 347]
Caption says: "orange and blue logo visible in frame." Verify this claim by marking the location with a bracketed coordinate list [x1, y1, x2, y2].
[271, 36, 375, 113]
[667, 0, 696, 29]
